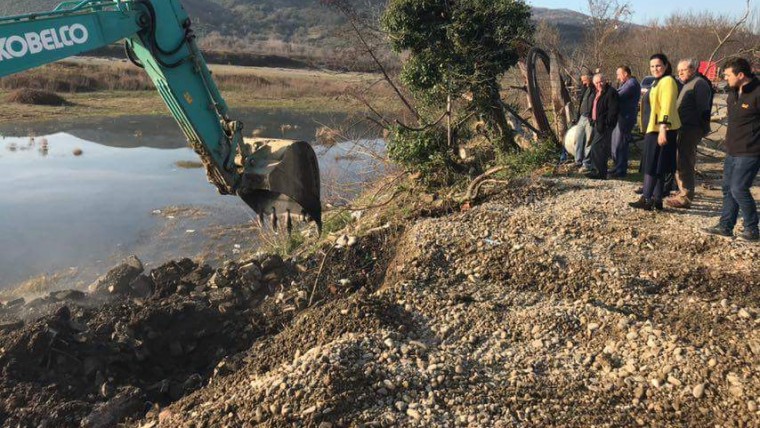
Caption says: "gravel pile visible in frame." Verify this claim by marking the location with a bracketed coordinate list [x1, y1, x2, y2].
[147, 177, 759, 427]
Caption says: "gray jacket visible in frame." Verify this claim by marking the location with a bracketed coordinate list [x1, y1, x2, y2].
[677, 75, 712, 130]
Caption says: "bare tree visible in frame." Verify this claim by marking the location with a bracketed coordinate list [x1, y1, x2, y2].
[585, 0, 633, 69]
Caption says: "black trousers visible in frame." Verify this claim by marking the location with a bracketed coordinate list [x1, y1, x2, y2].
[589, 127, 613, 176]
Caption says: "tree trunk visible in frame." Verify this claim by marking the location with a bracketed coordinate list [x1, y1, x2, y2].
[485, 81, 519, 153]
[549, 50, 569, 141]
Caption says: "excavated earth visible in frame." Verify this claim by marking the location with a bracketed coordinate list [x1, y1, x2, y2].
[1, 175, 758, 427]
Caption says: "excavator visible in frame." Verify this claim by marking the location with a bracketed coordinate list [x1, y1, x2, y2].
[0, 0, 322, 232]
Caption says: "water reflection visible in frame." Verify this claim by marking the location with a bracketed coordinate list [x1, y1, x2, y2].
[0, 110, 387, 290]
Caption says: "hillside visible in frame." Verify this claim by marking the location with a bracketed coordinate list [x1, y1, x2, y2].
[0, 1, 590, 46]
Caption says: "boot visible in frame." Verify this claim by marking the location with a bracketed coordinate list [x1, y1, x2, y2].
[628, 197, 653, 211]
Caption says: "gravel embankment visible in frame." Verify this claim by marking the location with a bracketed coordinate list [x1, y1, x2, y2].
[148, 177, 759, 427]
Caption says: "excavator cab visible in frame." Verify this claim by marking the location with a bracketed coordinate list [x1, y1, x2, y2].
[0, 0, 322, 233]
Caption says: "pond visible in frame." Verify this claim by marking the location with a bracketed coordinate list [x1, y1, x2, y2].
[0, 109, 387, 290]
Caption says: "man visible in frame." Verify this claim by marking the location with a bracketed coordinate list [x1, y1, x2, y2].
[586, 73, 619, 180]
[575, 72, 595, 169]
[704, 57, 760, 241]
[610, 66, 640, 178]
[666, 59, 713, 209]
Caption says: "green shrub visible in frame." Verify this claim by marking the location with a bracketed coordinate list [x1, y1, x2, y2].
[497, 139, 559, 178]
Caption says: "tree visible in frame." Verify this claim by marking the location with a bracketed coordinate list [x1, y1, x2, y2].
[381, 0, 534, 153]
[585, 0, 632, 70]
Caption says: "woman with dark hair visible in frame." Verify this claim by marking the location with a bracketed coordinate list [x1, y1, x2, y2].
[630, 53, 681, 210]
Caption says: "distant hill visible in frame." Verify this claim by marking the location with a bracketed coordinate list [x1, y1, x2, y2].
[0, 1, 591, 46]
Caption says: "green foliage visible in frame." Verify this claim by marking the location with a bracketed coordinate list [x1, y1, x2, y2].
[322, 210, 353, 235]
[382, 0, 534, 166]
[382, 0, 533, 101]
[386, 124, 451, 172]
[497, 139, 559, 179]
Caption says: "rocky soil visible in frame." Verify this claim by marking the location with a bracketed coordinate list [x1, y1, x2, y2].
[1, 173, 758, 427]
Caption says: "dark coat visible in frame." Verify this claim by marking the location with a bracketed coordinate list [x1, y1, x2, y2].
[726, 77, 760, 157]
[617, 77, 641, 131]
[577, 85, 595, 120]
[592, 84, 619, 134]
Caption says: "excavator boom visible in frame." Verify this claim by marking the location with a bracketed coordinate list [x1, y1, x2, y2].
[0, 0, 322, 231]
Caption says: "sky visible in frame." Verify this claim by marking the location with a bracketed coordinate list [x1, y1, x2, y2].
[529, 0, 754, 25]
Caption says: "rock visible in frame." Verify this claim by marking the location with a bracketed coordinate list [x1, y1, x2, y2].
[692, 383, 705, 399]
[159, 409, 173, 423]
[238, 263, 262, 285]
[6, 297, 24, 308]
[49, 289, 86, 302]
[406, 408, 421, 420]
[80, 386, 145, 428]
[89, 255, 144, 295]
[748, 401, 758, 412]
[129, 275, 154, 298]
[260, 255, 284, 274]
[0, 320, 23, 332]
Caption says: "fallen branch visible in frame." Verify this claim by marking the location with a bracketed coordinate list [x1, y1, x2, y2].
[463, 166, 507, 201]
[309, 245, 334, 307]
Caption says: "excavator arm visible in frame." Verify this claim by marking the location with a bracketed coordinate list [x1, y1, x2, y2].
[0, 0, 322, 232]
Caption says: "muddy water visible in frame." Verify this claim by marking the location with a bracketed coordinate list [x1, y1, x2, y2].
[0, 109, 386, 289]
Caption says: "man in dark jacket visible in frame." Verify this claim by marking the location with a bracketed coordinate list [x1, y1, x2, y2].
[574, 72, 595, 168]
[704, 57, 760, 241]
[611, 66, 640, 177]
[666, 59, 713, 209]
[586, 73, 619, 179]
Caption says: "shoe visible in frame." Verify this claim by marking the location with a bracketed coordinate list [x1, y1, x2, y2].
[585, 172, 607, 180]
[653, 200, 664, 211]
[634, 186, 643, 195]
[702, 225, 733, 238]
[628, 197, 653, 211]
[665, 197, 691, 209]
[609, 173, 626, 179]
[739, 229, 759, 242]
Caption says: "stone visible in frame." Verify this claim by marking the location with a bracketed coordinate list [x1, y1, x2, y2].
[406, 408, 421, 420]
[89, 255, 144, 295]
[692, 383, 705, 399]
[129, 274, 154, 298]
[239, 263, 262, 285]
[50, 289, 86, 301]
[80, 386, 145, 428]
[260, 255, 284, 274]
[0, 320, 23, 332]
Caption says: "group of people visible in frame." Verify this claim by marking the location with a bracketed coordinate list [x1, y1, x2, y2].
[569, 55, 759, 242]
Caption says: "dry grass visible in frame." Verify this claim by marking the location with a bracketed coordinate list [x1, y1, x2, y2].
[0, 59, 404, 124]
[5, 88, 68, 106]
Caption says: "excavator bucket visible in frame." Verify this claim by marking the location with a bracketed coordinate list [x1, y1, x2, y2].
[236, 138, 322, 233]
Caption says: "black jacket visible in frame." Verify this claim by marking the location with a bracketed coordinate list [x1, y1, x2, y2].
[726, 77, 760, 157]
[591, 84, 619, 134]
[577, 85, 595, 120]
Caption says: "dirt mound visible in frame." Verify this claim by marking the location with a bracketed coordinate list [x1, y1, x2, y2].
[5, 88, 68, 106]
[0, 255, 295, 426]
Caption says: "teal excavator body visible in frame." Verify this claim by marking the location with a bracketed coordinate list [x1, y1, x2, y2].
[0, 0, 322, 232]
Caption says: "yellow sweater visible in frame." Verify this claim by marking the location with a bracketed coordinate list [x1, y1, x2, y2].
[646, 75, 681, 133]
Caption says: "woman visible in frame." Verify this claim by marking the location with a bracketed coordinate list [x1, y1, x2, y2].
[630, 54, 681, 210]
